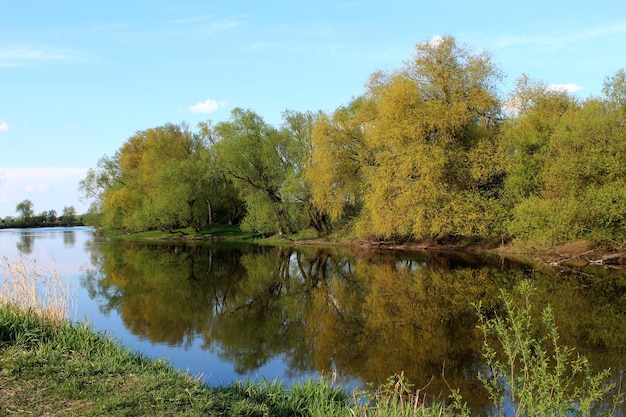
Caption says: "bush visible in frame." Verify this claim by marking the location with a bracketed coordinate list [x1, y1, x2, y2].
[476, 280, 621, 416]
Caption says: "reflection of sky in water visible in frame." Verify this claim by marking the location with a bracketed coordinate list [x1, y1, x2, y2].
[0, 227, 319, 387]
[2, 227, 622, 416]
[0, 227, 92, 275]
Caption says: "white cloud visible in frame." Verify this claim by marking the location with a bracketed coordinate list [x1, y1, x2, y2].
[0, 167, 89, 216]
[548, 83, 584, 93]
[25, 183, 48, 192]
[188, 99, 225, 114]
[429, 35, 445, 47]
[0, 120, 8, 132]
[495, 23, 626, 50]
[502, 97, 524, 115]
[0, 46, 79, 67]
[203, 18, 240, 36]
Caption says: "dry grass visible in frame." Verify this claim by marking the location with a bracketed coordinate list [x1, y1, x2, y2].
[0, 254, 75, 323]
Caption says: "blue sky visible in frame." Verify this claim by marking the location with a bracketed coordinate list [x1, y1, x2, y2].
[1, 0, 625, 217]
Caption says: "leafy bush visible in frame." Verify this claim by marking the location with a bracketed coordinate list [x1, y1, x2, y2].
[476, 280, 621, 416]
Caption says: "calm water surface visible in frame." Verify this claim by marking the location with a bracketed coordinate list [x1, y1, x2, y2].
[1, 227, 625, 415]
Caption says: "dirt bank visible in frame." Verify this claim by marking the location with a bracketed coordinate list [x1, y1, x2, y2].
[321, 236, 626, 269]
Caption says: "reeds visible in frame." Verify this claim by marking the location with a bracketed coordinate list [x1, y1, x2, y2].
[0, 254, 75, 323]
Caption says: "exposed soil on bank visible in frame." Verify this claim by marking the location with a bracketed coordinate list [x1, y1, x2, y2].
[501, 240, 626, 269]
[296, 235, 626, 270]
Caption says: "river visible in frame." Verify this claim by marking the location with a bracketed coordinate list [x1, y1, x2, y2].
[1, 226, 625, 415]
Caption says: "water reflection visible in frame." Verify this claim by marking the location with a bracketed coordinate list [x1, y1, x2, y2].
[80, 240, 626, 414]
[0, 227, 623, 414]
[63, 230, 76, 247]
[17, 231, 34, 254]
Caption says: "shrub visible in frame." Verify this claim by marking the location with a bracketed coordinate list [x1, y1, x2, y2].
[476, 280, 621, 416]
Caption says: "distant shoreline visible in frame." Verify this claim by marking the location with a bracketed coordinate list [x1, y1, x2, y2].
[0, 222, 84, 230]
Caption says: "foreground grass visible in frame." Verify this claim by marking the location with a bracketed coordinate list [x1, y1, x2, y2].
[0, 255, 74, 324]
[0, 304, 464, 416]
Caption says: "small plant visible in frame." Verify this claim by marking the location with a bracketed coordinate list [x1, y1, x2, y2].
[350, 372, 470, 417]
[476, 280, 621, 416]
[0, 254, 74, 323]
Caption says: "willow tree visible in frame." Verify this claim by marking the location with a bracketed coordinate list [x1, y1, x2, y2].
[500, 75, 577, 207]
[79, 155, 120, 226]
[359, 36, 505, 239]
[307, 96, 375, 224]
[82, 123, 235, 232]
[506, 70, 626, 243]
[501, 76, 579, 243]
[213, 108, 311, 235]
[15, 199, 34, 224]
[97, 124, 198, 230]
[280, 109, 329, 234]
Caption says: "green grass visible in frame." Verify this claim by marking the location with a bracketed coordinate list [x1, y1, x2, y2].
[0, 304, 464, 416]
[100, 224, 259, 242]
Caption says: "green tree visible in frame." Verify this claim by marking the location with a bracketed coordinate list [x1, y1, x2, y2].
[97, 124, 182, 230]
[61, 206, 76, 225]
[602, 68, 626, 113]
[79, 156, 120, 211]
[505, 70, 626, 244]
[213, 108, 310, 235]
[279, 109, 329, 234]
[35, 210, 48, 224]
[366, 36, 505, 239]
[501, 75, 577, 207]
[307, 97, 374, 224]
[15, 199, 34, 224]
[151, 144, 225, 232]
[309, 36, 504, 239]
[500, 76, 579, 244]
[79, 155, 121, 227]
[82, 122, 245, 232]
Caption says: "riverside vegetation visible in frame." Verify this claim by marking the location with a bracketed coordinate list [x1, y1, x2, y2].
[4, 34, 625, 415]
[0, 201, 81, 229]
[0, 255, 622, 416]
[79, 35, 626, 259]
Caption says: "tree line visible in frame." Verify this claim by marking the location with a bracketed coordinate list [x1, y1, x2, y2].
[0, 199, 79, 228]
[80, 36, 626, 245]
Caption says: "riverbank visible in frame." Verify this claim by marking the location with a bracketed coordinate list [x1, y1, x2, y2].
[98, 225, 626, 269]
[0, 304, 465, 416]
[1, 250, 621, 415]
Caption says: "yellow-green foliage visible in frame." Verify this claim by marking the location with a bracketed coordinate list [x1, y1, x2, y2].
[88, 123, 237, 232]
[308, 39, 626, 244]
[307, 97, 374, 222]
[82, 35, 626, 245]
[310, 36, 505, 240]
[505, 71, 626, 244]
[213, 108, 315, 235]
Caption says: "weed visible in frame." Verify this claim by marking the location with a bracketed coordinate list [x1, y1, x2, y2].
[0, 254, 75, 323]
[350, 372, 468, 417]
[476, 280, 622, 416]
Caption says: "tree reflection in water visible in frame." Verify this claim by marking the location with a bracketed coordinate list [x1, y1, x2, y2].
[81, 241, 626, 415]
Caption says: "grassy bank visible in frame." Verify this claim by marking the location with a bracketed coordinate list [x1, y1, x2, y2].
[0, 304, 468, 416]
[99, 224, 260, 242]
[0, 254, 464, 416]
[97, 224, 626, 269]
[1, 254, 620, 416]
